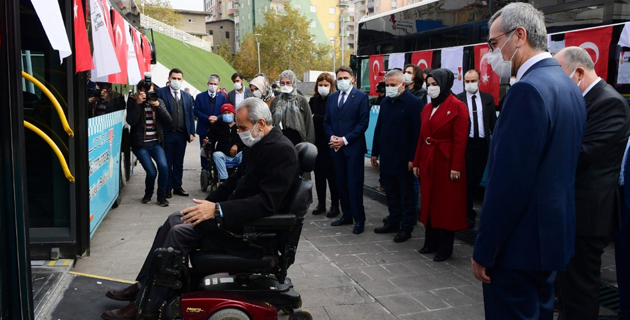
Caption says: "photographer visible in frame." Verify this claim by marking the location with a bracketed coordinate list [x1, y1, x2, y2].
[127, 79, 172, 207]
[89, 82, 125, 118]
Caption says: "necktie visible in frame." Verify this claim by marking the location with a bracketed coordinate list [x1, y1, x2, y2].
[472, 95, 479, 138]
[338, 92, 346, 108]
[174, 91, 179, 101]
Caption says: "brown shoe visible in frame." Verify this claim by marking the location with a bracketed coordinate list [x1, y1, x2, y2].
[101, 302, 138, 320]
[106, 283, 139, 301]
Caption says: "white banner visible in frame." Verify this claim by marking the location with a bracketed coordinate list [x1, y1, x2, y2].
[441, 47, 464, 94]
[91, 0, 120, 78]
[619, 22, 630, 48]
[30, 0, 72, 63]
[618, 52, 630, 84]
[388, 53, 405, 70]
[125, 21, 142, 85]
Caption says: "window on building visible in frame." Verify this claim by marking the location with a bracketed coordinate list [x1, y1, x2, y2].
[329, 22, 335, 29]
[391, 0, 397, 9]
[329, 7, 335, 14]
[310, 21, 316, 28]
[248, 0, 250, 5]
[226, 31, 230, 39]
[188, 18, 195, 23]
[295, 4, 301, 10]
[310, 5, 316, 13]
[264, 5, 268, 12]
[248, 13, 251, 19]
[209, 30, 213, 35]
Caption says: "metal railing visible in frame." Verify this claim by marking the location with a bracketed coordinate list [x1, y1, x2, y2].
[140, 14, 211, 52]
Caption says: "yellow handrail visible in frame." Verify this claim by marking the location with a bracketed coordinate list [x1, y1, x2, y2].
[24, 121, 75, 183]
[21, 71, 74, 137]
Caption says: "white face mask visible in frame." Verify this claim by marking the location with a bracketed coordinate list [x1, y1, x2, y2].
[337, 79, 352, 91]
[252, 90, 262, 98]
[465, 82, 479, 94]
[403, 73, 413, 85]
[427, 85, 440, 99]
[385, 83, 403, 98]
[569, 68, 583, 90]
[280, 85, 293, 94]
[234, 82, 243, 91]
[509, 77, 517, 86]
[484, 31, 518, 79]
[208, 84, 218, 93]
[238, 123, 263, 147]
[318, 86, 330, 97]
[170, 80, 181, 91]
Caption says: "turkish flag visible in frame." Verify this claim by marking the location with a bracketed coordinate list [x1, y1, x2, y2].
[132, 29, 146, 76]
[474, 44, 500, 106]
[108, 10, 128, 84]
[141, 34, 152, 72]
[565, 26, 613, 80]
[411, 50, 433, 70]
[368, 54, 384, 96]
[73, 0, 94, 73]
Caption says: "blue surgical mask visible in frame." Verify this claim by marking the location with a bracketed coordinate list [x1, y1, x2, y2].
[222, 114, 234, 123]
[170, 80, 181, 90]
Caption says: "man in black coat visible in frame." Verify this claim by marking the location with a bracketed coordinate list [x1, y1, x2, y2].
[555, 47, 630, 320]
[371, 70, 423, 242]
[455, 69, 497, 229]
[101, 98, 299, 320]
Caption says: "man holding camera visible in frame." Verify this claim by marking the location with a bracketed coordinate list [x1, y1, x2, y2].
[88, 82, 125, 118]
[127, 79, 172, 207]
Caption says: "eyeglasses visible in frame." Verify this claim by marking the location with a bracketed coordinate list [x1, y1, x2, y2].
[487, 28, 517, 52]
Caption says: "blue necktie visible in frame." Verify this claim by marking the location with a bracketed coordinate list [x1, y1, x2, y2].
[338, 91, 346, 108]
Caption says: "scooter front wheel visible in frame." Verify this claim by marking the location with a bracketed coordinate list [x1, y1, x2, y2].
[289, 310, 312, 320]
[208, 307, 250, 320]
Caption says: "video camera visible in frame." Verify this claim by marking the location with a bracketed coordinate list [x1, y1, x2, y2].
[139, 72, 158, 102]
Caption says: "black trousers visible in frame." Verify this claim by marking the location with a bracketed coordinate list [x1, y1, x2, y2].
[314, 144, 339, 207]
[465, 137, 489, 221]
[382, 172, 416, 231]
[556, 234, 612, 320]
[423, 216, 454, 257]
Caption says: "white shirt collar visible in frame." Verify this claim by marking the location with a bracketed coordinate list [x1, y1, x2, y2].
[169, 87, 179, 95]
[207, 90, 216, 97]
[582, 77, 602, 97]
[466, 90, 480, 98]
[341, 86, 353, 95]
[516, 52, 553, 81]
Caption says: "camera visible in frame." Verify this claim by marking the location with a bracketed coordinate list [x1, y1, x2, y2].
[88, 87, 103, 98]
[137, 72, 158, 102]
[146, 91, 158, 101]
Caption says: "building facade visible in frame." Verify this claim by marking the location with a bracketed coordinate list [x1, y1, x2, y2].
[174, 9, 211, 41]
[205, 0, 237, 22]
[207, 19, 236, 54]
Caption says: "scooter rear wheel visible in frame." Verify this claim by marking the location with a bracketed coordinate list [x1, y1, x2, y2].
[208, 308, 250, 320]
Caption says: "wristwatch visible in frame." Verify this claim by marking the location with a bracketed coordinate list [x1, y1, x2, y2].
[214, 203, 224, 228]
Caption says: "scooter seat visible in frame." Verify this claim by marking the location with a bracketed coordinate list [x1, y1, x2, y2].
[190, 252, 277, 274]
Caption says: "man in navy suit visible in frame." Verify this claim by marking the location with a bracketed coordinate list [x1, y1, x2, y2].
[157, 68, 196, 198]
[324, 66, 370, 234]
[194, 74, 226, 171]
[471, 4, 586, 319]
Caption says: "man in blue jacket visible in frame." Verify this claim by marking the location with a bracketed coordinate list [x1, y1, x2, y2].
[194, 74, 226, 172]
[324, 66, 370, 234]
[157, 68, 196, 198]
[471, 3, 586, 319]
[371, 69, 423, 242]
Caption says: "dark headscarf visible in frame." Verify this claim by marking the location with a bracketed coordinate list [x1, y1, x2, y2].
[426, 68, 454, 107]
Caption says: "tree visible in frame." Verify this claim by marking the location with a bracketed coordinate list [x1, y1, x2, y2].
[233, 4, 336, 81]
[136, 0, 181, 27]
[217, 40, 233, 65]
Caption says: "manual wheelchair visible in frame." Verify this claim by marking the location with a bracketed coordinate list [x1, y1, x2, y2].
[138, 142, 317, 320]
[200, 141, 240, 192]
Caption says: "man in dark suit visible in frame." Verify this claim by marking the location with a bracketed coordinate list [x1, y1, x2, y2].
[471, 4, 587, 319]
[323, 66, 370, 234]
[194, 74, 226, 172]
[618, 141, 630, 320]
[101, 98, 299, 320]
[157, 68, 196, 198]
[456, 69, 497, 229]
[554, 46, 630, 320]
[227, 72, 252, 107]
[371, 69, 423, 242]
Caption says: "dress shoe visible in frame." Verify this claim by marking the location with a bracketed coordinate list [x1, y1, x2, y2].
[433, 254, 450, 262]
[141, 193, 151, 204]
[331, 218, 353, 226]
[374, 224, 399, 234]
[418, 247, 436, 254]
[101, 302, 138, 320]
[326, 205, 340, 218]
[382, 217, 388, 224]
[157, 196, 169, 207]
[173, 188, 189, 196]
[394, 230, 412, 242]
[165, 189, 172, 199]
[468, 217, 476, 229]
[312, 203, 326, 215]
[353, 222, 365, 234]
[106, 282, 139, 301]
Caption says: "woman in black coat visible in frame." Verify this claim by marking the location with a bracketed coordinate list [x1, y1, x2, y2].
[309, 73, 340, 217]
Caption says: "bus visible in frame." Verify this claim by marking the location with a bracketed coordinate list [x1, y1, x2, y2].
[354, 0, 630, 155]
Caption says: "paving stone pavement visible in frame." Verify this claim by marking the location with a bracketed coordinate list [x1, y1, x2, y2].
[73, 139, 618, 319]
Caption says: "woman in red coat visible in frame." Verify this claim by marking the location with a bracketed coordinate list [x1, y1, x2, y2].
[412, 68, 469, 262]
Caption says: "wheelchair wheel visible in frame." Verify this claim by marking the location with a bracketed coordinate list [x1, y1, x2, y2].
[289, 310, 312, 320]
[281, 307, 293, 315]
[200, 170, 209, 192]
[208, 308, 250, 320]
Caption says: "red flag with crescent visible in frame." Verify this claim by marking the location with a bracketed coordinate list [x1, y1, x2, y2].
[73, 0, 94, 73]
[411, 50, 433, 71]
[564, 26, 613, 80]
[474, 44, 500, 106]
[108, 9, 128, 84]
[369, 54, 384, 96]
[141, 34, 152, 71]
